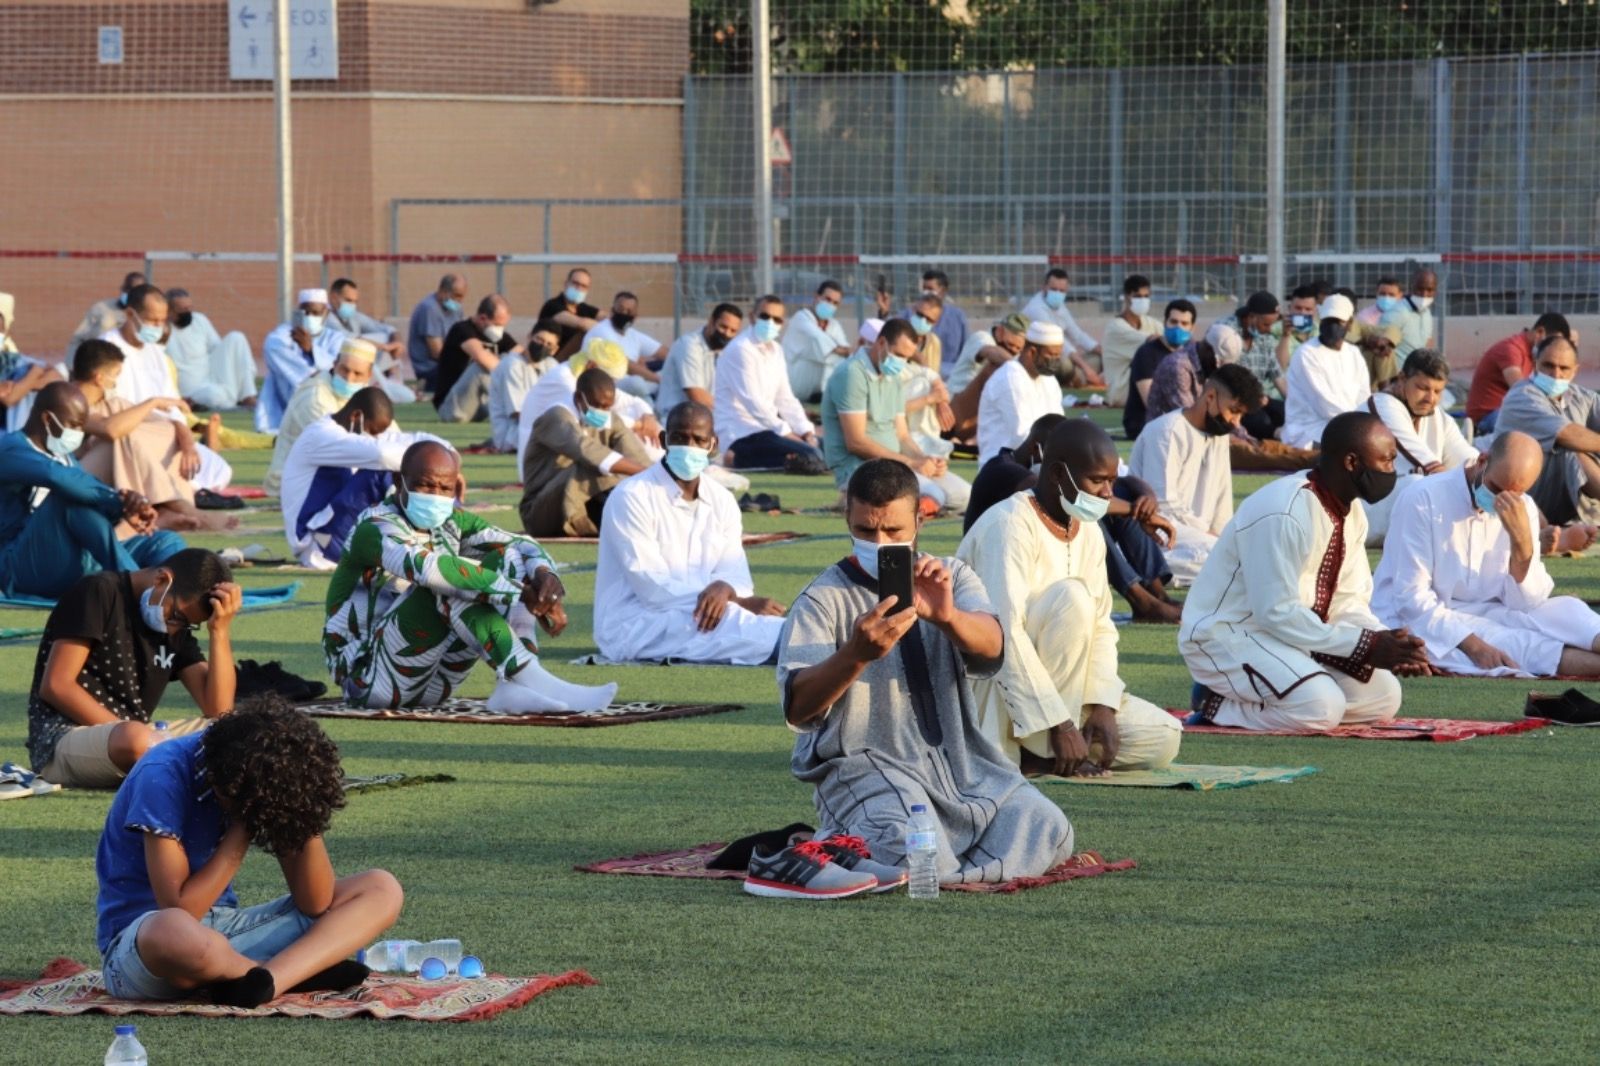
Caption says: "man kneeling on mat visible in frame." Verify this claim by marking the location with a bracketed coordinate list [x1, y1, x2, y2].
[765, 459, 1074, 898]
[323, 440, 617, 713]
[96, 697, 403, 1005]
[26, 548, 240, 789]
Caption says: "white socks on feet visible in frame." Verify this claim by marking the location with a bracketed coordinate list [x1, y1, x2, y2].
[494, 660, 616, 714]
[486, 676, 568, 714]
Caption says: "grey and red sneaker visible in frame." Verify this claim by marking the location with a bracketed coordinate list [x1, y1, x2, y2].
[819, 834, 908, 893]
[743, 839, 878, 900]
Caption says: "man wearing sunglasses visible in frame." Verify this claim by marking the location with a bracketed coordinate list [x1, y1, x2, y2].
[712, 295, 827, 473]
[25, 548, 242, 790]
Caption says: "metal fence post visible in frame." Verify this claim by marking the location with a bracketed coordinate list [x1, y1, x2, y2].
[892, 72, 909, 300]
[1433, 58, 1453, 325]
[1265, 0, 1287, 301]
[1333, 62, 1353, 290]
[1515, 53, 1532, 316]
[752, 0, 776, 298]
[1108, 68, 1125, 300]
[683, 74, 700, 314]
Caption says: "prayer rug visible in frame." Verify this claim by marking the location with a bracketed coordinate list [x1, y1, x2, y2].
[0, 958, 594, 1022]
[0, 583, 301, 612]
[341, 772, 457, 794]
[217, 486, 269, 499]
[530, 531, 808, 547]
[567, 654, 764, 668]
[301, 698, 743, 728]
[576, 843, 1136, 894]
[1029, 763, 1318, 790]
[1167, 709, 1552, 741]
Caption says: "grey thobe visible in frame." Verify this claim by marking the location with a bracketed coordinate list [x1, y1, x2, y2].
[778, 557, 1075, 884]
[1496, 378, 1600, 525]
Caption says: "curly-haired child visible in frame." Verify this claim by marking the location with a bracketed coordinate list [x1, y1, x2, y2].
[94, 694, 403, 1005]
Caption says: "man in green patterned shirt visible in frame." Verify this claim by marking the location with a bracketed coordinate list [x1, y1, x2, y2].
[322, 440, 616, 713]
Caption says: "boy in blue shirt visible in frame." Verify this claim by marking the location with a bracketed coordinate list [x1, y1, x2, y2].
[96, 696, 403, 1005]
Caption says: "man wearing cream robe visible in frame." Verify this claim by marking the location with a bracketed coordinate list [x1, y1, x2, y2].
[957, 419, 1181, 774]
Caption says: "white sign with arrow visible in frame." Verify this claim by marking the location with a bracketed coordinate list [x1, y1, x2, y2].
[228, 0, 339, 81]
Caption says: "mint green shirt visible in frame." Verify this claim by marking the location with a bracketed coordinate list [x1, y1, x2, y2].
[821, 349, 904, 487]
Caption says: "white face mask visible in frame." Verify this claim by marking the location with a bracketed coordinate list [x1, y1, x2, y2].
[44, 411, 84, 457]
[1129, 296, 1152, 316]
[851, 536, 915, 580]
[483, 323, 505, 344]
[139, 580, 170, 634]
[1411, 295, 1434, 312]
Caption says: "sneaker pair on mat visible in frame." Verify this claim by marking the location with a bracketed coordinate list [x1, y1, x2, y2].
[743, 835, 909, 900]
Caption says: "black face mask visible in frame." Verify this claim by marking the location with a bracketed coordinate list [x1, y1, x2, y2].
[1202, 402, 1233, 437]
[1319, 320, 1349, 347]
[173, 311, 194, 329]
[1031, 350, 1063, 378]
[706, 330, 731, 351]
[611, 313, 634, 331]
[1353, 463, 1398, 504]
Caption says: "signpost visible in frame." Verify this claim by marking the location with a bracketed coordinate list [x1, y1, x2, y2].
[228, 0, 339, 81]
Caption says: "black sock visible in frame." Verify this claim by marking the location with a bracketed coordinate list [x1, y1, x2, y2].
[204, 966, 276, 1008]
[288, 959, 371, 994]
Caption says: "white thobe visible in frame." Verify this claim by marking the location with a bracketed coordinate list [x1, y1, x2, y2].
[1128, 410, 1233, 585]
[583, 318, 661, 399]
[1281, 338, 1370, 449]
[957, 493, 1182, 767]
[1101, 313, 1161, 407]
[1372, 469, 1600, 677]
[488, 353, 551, 454]
[1020, 292, 1098, 354]
[257, 323, 341, 432]
[1179, 474, 1403, 732]
[1361, 391, 1481, 545]
[280, 416, 444, 564]
[780, 308, 849, 401]
[165, 311, 258, 408]
[99, 331, 232, 492]
[976, 358, 1063, 466]
[516, 362, 657, 468]
[712, 330, 815, 449]
[263, 370, 341, 496]
[593, 461, 783, 664]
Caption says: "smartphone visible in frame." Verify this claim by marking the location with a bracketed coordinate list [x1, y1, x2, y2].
[877, 545, 915, 615]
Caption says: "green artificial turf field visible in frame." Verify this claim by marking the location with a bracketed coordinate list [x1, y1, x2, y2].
[4, 404, 1598, 1063]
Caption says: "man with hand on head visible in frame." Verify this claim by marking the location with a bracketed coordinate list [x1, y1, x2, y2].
[519, 366, 652, 538]
[958, 420, 1183, 776]
[594, 401, 786, 665]
[325, 440, 617, 714]
[0, 381, 184, 598]
[27, 548, 239, 789]
[264, 336, 378, 496]
[776, 459, 1074, 888]
[1182, 412, 1432, 732]
[1374, 431, 1600, 678]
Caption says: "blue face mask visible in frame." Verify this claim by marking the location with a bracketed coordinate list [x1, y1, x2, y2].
[581, 405, 610, 430]
[754, 319, 782, 343]
[402, 488, 455, 531]
[442, 298, 462, 315]
[329, 372, 359, 400]
[1058, 467, 1110, 525]
[1375, 294, 1401, 314]
[1044, 290, 1066, 310]
[815, 302, 837, 322]
[910, 314, 934, 336]
[851, 537, 915, 581]
[1532, 371, 1571, 399]
[1473, 480, 1498, 514]
[336, 302, 357, 322]
[665, 445, 711, 481]
[139, 581, 170, 635]
[564, 286, 587, 305]
[880, 354, 908, 377]
[1164, 325, 1192, 347]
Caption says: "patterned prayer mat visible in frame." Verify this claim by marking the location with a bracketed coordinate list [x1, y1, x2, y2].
[0, 958, 594, 1022]
[1168, 710, 1552, 742]
[341, 772, 457, 794]
[575, 842, 1135, 894]
[302, 698, 744, 728]
[1029, 763, 1318, 790]
[566, 654, 764, 668]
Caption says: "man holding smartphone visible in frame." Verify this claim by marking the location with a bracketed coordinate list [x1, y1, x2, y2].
[776, 459, 1074, 887]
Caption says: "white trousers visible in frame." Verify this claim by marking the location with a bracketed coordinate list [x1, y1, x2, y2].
[192, 443, 232, 492]
[184, 332, 258, 409]
[786, 354, 844, 404]
[1428, 596, 1600, 677]
[916, 470, 972, 513]
[1162, 523, 1218, 587]
[1008, 578, 1183, 768]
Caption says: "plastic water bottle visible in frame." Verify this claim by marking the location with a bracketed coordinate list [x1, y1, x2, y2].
[424, 938, 463, 972]
[361, 939, 422, 973]
[906, 804, 940, 900]
[104, 1024, 147, 1065]
[148, 721, 170, 746]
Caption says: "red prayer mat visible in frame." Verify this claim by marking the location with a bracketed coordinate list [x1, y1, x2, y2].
[576, 843, 1135, 894]
[0, 958, 594, 1022]
[1168, 709, 1551, 741]
[217, 486, 268, 499]
[300, 698, 743, 728]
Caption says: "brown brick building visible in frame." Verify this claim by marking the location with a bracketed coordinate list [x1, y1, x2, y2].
[1, 0, 688, 356]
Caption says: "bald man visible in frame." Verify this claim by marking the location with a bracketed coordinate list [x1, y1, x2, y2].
[958, 419, 1182, 774]
[435, 294, 518, 423]
[1182, 412, 1432, 732]
[324, 440, 617, 714]
[1496, 335, 1600, 527]
[1373, 432, 1600, 678]
[0, 382, 184, 598]
[280, 388, 449, 570]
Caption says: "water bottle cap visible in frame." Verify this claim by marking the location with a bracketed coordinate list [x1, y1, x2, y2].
[115, 1024, 136, 1035]
[910, 804, 927, 813]
[154, 721, 168, 729]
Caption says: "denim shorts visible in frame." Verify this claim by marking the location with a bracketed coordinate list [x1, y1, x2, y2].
[101, 894, 316, 1000]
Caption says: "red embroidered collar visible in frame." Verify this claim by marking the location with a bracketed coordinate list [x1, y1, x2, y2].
[1305, 469, 1351, 520]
